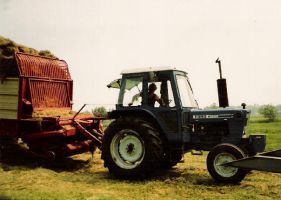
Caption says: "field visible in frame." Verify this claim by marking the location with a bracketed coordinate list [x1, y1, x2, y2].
[0, 116, 281, 200]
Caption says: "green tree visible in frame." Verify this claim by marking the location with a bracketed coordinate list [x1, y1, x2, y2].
[258, 104, 278, 122]
[93, 106, 107, 117]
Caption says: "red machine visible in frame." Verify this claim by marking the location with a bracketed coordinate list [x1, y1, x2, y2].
[0, 53, 103, 159]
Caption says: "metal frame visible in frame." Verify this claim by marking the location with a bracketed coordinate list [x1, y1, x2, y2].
[225, 149, 281, 173]
[28, 78, 71, 110]
[15, 52, 73, 119]
[0, 53, 103, 159]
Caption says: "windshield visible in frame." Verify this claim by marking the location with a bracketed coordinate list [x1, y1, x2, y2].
[176, 75, 198, 108]
[118, 76, 143, 106]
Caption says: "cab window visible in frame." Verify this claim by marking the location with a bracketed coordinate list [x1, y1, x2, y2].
[118, 76, 143, 106]
[176, 75, 197, 108]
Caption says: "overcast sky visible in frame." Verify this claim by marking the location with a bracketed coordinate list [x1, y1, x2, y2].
[0, 0, 280, 109]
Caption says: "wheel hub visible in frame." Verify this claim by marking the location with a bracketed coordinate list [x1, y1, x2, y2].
[110, 130, 145, 169]
[119, 135, 143, 163]
[126, 143, 135, 154]
[214, 153, 238, 178]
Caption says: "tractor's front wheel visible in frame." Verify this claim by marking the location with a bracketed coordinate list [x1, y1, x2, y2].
[207, 143, 249, 184]
[102, 117, 163, 178]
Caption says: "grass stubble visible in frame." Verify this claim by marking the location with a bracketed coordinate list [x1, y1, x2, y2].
[0, 116, 281, 200]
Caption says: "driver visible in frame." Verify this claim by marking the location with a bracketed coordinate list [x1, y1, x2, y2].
[147, 83, 165, 107]
[129, 83, 165, 107]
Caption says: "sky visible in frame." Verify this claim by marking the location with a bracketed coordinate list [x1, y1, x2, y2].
[0, 0, 281, 109]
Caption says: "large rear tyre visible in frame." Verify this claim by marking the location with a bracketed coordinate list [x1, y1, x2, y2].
[101, 117, 163, 178]
[207, 143, 248, 184]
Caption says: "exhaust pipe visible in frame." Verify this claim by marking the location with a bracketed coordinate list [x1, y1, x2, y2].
[216, 58, 229, 108]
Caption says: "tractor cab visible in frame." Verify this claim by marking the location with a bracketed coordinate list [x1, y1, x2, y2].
[107, 67, 198, 142]
[114, 67, 198, 109]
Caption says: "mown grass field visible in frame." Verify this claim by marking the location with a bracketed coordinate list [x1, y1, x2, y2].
[246, 116, 281, 151]
[0, 116, 281, 200]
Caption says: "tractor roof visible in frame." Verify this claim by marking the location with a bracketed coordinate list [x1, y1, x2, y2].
[121, 66, 186, 75]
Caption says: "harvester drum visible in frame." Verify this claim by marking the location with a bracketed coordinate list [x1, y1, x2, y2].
[0, 53, 103, 159]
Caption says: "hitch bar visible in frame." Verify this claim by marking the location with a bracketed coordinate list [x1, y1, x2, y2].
[223, 149, 281, 173]
[73, 120, 102, 149]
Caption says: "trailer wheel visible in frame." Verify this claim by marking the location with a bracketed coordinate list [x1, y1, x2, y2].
[207, 143, 248, 184]
[102, 117, 163, 178]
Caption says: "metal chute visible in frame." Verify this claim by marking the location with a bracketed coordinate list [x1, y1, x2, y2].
[224, 149, 281, 173]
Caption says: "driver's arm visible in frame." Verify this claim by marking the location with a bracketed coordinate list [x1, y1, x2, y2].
[129, 92, 142, 105]
[155, 94, 165, 107]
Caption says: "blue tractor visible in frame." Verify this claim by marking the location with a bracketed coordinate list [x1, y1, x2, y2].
[102, 61, 279, 183]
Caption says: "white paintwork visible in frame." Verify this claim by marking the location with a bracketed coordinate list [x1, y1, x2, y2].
[0, 78, 19, 120]
[110, 129, 145, 169]
[121, 66, 184, 74]
[213, 152, 238, 178]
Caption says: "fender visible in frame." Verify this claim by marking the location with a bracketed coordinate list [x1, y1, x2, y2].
[108, 107, 166, 138]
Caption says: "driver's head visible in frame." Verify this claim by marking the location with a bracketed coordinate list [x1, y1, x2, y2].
[149, 83, 157, 92]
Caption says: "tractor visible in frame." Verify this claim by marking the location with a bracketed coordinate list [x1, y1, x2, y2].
[102, 61, 278, 183]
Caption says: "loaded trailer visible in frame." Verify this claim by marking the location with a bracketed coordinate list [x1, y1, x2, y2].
[0, 53, 103, 159]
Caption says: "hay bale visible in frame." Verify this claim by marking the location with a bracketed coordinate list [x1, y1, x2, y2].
[0, 35, 55, 61]
[0, 35, 56, 76]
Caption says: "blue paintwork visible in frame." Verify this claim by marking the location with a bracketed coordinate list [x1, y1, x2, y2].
[109, 70, 265, 154]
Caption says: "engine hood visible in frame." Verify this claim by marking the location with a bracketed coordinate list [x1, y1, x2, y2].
[190, 108, 250, 122]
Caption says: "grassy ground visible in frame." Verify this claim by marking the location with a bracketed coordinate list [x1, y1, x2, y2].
[0, 116, 281, 200]
[247, 116, 281, 151]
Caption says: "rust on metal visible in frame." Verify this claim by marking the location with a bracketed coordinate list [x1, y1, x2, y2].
[14, 52, 73, 113]
[65, 139, 93, 156]
[22, 129, 65, 141]
[29, 79, 70, 109]
[15, 53, 71, 80]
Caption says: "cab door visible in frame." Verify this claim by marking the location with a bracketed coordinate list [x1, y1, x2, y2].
[174, 73, 199, 143]
[142, 71, 181, 142]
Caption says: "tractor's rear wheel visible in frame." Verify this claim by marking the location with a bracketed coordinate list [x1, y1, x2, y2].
[207, 143, 249, 184]
[102, 117, 163, 178]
